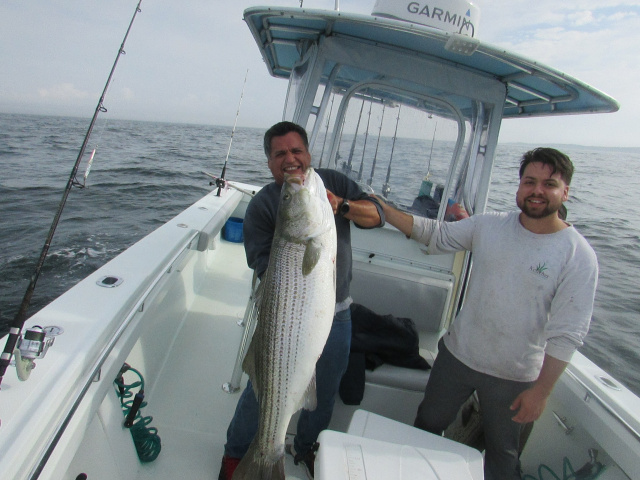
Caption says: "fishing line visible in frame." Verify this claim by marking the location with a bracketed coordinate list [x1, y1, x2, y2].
[0, 0, 144, 387]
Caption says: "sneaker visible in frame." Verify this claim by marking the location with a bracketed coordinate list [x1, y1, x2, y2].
[286, 442, 319, 479]
[218, 455, 241, 480]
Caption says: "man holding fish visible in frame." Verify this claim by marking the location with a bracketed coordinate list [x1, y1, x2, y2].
[219, 121, 384, 480]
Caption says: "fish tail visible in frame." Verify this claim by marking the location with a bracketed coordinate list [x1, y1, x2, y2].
[232, 442, 285, 480]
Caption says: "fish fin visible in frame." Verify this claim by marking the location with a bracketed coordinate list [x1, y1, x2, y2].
[298, 370, 318, 411]
[242, 339, 258, 397]
[232, 440, 286, 480]
[302, 239, 322, 276]
[254, 278, 264, 305]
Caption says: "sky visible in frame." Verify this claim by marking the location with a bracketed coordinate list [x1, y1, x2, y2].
[1, 0, 639, 148]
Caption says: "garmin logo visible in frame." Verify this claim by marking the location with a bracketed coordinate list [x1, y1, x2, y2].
[406, 2, 476, 36]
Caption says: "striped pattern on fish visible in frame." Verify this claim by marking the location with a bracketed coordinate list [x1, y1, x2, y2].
[232, 168, 337, 480]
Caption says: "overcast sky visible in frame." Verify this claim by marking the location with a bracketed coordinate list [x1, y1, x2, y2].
[1, 0, 639, 147]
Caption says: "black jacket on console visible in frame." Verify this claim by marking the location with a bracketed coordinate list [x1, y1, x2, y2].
[339, 303, 430, 405]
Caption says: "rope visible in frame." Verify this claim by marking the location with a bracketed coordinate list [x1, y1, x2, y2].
[521, 456, 606, 480]
[113, 364, 161, 462]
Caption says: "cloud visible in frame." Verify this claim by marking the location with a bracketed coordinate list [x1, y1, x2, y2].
[568, 11, 595, 27]
[120, 87, 135, 101]
[2, 0, 639, 146]
[37, 83, 90, 101]
[608, 11, 637, 21]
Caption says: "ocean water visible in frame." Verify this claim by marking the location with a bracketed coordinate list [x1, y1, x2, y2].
[1, 113, 639, 398]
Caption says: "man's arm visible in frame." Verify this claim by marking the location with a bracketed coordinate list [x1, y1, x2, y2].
[375, 196, 415, 236]
[510, 353, 568, 423]
[243, 188, 278, 279]
[326, 190, 382, 228]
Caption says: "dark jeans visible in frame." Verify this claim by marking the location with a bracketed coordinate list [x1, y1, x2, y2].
[224, 308, 352, 458]
[415, 338, 534, 480]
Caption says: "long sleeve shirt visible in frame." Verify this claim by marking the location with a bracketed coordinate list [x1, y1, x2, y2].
[411, 211, 598, 382]
[243, 168, 384, 308]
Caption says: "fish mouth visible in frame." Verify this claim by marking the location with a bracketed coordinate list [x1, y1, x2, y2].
[284, 168, 310, 187]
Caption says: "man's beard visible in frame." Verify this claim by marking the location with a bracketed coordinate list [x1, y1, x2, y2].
[517, 196, 562, 219]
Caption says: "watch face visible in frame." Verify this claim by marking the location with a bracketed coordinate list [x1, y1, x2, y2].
[340, 199, 350, 215]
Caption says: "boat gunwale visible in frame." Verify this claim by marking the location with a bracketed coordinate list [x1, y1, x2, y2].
[0, 188, 246, 479]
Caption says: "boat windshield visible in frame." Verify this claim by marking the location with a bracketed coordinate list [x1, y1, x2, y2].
[293, 57, 492, 221]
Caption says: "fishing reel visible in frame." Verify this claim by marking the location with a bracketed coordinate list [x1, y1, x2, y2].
[13, 325, 62, 381]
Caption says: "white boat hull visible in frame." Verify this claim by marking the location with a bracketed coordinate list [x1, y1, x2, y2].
[2, 183, 638, 479]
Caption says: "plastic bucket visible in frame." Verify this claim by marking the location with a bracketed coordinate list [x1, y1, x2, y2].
[224, 217, 244, 243]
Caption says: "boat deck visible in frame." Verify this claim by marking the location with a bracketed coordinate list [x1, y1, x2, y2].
[134, 239, 312, 479]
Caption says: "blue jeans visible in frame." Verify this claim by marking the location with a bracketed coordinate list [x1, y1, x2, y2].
[415, 338, 534, 480]
[224, 308, 352, 458]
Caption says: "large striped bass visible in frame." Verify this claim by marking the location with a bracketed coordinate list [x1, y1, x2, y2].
[233, 168, 337, 480]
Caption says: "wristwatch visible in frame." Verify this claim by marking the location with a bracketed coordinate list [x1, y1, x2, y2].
[339, 198, 350, 216]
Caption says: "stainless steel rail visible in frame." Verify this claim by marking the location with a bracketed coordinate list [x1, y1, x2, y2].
[565, 368, 640, 443]
[223, 271, 259, 394]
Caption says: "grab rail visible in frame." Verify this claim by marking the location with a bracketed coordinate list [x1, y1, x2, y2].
[565, 369, 640, 443]
[223, 271, 259, 393]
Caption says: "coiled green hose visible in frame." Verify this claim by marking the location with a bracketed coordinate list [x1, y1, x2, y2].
[114, 364, 162, 462]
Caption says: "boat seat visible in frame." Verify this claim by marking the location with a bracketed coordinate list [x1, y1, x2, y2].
[363, 351, 433, 392]
[350, 260, 452, 391]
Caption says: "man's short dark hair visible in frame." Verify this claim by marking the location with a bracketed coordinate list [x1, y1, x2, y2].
[263, 121, 309, 158]
[519, 147, 574, 185]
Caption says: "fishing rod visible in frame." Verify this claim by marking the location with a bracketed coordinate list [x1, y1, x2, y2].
[345, 99, 365, 175]
[334, 115, 348, 170]
[216, 69, 249, 197]
[0, 0, 144, 387]
[418, 115, 438, 198]
[202, 171, 255, 197]
[317, 93, 335, 168]
[368, 103, 386, 187]
[382, 104, 401, 198]
[357, 101, 373, 181]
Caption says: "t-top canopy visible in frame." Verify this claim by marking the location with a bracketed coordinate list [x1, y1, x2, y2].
[244, 6, 619, 119]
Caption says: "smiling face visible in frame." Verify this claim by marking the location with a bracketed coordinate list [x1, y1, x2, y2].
[516, 161, 569, 220]
[267, 131, 312, 186]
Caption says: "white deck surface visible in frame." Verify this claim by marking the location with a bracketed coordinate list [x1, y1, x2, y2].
[134, 240, 311, 479]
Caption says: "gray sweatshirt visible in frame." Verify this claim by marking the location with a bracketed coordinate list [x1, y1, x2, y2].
[411, 211, 598, 382]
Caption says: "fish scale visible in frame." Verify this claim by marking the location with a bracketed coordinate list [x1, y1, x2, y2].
[233, 168, 336, 480]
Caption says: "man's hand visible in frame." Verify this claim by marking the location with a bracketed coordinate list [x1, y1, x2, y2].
[510, 386, 548, 423]
[510, 354, 567, 423]
[326, 189, 341, 215]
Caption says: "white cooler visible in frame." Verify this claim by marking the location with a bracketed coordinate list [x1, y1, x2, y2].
[315, 410, 483, 480]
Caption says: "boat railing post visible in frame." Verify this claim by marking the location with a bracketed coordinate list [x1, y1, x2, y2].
[222, 272, 259, 394]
